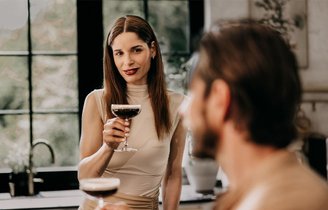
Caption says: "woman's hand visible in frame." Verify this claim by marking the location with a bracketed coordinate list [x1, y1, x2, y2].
[103, 118, 129, 149]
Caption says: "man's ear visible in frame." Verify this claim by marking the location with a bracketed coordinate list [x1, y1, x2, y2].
[206, 79, 231, 127]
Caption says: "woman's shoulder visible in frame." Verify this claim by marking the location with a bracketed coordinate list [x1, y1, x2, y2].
[166, 90, 185, 112]
[83, 89, 104, 106]
[84, 89, 106, 122]
[90, 88, 104, 95]
[167, 90, 185, 104]
[85, 89, 104, 99]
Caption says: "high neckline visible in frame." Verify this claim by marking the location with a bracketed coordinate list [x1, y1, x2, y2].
[127, 84, 148, 98]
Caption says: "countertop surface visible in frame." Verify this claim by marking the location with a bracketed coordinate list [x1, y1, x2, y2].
[0, 185, 219, 209]
[0, 190, 83, 209]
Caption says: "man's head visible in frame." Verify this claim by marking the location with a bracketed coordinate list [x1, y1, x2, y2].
[183, 19, 301, 159]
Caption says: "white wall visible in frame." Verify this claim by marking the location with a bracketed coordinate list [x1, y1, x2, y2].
[204, 0, 328, 136]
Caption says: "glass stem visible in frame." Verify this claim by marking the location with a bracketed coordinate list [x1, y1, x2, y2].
[98, 197, 105, 208]
[124, 118, 129, 147]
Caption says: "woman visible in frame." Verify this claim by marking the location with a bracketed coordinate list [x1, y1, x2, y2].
[78, 15, 186, 210]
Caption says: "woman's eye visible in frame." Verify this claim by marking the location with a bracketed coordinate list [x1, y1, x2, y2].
[134, 48, 142, 53]
[114, 51, 123, 56]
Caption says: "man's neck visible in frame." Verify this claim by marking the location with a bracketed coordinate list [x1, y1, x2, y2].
[217, 121, 278, 190]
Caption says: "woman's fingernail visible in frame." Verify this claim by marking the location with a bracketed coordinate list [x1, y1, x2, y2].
[124, 121, 129, 125]
[125, 127, 130, 131]
[125, 133, 129, 137]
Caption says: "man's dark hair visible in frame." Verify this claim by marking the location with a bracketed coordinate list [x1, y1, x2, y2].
[195, 19, 302, 148]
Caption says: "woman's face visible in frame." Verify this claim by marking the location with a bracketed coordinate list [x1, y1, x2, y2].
[111, 32, 156, 85]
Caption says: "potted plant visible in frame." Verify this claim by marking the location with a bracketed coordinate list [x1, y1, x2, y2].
[4, 142, 29, 196]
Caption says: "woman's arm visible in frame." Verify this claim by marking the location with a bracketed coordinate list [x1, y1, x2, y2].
[78, 92, 126, 180]
[161, 120, 187, 210]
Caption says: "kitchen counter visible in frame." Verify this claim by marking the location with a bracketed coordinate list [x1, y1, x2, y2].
[0, 185, 219, 209]
[0, 190, 83, 209]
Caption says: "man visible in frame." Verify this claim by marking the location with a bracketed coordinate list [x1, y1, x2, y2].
[181, 19, 328, 210]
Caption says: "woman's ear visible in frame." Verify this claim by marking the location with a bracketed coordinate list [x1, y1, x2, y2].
[151, 41, 156, 59]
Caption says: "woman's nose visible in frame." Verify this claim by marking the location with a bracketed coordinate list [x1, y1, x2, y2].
[124, 54, 134, 66]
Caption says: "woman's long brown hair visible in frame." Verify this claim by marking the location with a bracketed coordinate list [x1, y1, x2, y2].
[103, 15, 171, 139]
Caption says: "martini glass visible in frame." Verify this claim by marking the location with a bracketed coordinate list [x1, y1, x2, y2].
[79, 177, 120, 208]
[111, 104, 141, 152]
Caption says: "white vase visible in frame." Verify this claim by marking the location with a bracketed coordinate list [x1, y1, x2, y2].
[184, 156, 218, 194]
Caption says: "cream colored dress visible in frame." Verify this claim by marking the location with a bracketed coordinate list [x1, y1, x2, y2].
[81, 84, 185, 210]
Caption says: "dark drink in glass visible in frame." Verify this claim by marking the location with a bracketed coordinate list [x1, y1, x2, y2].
[80, 177, 120, 207]
[111, 104, 141, 152]
[111, 106, 141, 119]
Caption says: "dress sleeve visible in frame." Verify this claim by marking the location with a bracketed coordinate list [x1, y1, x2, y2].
[93, 89, 106, 124]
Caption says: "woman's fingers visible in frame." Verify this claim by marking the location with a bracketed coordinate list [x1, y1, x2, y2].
[103, 130, 126, 142]
[105, 118, 127, 132]
[103, 118, 130, 146]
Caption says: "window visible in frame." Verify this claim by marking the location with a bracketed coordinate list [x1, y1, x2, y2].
[0, 0, 78, 191]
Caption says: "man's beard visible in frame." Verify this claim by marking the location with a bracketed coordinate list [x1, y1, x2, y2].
[191, 107, 219, 160]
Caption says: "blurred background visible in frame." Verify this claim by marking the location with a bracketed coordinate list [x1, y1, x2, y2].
[0, 0, 327, 195]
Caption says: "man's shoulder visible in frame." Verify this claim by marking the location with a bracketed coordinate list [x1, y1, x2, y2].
[248, 164, 328, 210]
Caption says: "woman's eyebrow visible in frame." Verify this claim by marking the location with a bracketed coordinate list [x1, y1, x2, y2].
[113, 44, 144, 52]
[131, 45, 143, 49]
